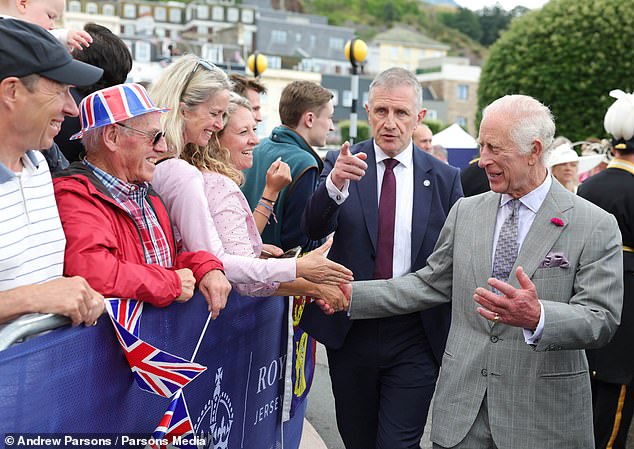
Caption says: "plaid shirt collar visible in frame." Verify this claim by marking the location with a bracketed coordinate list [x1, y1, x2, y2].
[83, 159, 149, 203]
[82, 159, 172, 268]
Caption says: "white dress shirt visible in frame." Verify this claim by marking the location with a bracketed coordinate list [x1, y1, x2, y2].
[326, 140, 415, 276]
[493, 174, 551, 344]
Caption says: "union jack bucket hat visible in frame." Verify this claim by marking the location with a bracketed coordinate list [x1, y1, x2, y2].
[70, 83, 168, 140]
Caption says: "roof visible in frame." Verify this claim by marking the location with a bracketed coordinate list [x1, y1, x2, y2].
[372, 27, 449, 50]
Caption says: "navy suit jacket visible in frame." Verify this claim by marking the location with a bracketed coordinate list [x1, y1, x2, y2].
[300, 139, 463, 362]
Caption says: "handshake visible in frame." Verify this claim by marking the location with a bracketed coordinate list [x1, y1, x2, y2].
[314, 283, 352, 315]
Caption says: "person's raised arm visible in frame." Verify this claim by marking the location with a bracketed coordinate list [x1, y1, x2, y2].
[253, 159, 291, 234]
[329, 141, 368, 190]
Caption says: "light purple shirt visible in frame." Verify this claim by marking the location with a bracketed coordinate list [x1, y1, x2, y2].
[494, 174, 551, 344]
[152, 158, 296, 297]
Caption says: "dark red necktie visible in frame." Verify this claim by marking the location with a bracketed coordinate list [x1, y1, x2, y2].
[373, 158, 398, 279]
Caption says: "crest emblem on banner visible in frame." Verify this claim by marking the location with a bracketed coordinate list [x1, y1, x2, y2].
[195, 367, 234, 448]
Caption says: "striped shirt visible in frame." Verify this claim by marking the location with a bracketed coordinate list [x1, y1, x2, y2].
[83, 160, 172, 267]
[0, 151, 65, 291]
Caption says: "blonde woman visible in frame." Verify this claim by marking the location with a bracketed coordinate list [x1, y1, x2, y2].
[150, 56, 351, 302]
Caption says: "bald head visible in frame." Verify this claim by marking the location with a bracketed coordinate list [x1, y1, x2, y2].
[413, 124, 433, 152]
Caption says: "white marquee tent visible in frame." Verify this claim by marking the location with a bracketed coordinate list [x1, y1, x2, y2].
[432, 123, 478, 149]
[431, 123, 478, 168]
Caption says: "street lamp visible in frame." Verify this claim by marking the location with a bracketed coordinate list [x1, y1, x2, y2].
[344, 38, 367, 145]
[247, 52, 268, 77]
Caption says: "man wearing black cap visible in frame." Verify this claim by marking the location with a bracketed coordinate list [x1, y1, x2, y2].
[0, 18, 105, 327]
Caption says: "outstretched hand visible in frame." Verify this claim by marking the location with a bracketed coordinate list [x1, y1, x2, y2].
[473, 266, 541, 330]
[296, 238, 353, 285]
[330, 141, 368, 190]
[67, 29, 93, 52]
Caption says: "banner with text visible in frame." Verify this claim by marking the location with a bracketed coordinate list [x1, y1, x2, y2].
[0, 291, 301, 449]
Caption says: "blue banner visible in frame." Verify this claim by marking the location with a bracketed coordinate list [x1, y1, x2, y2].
[0, 291, 302, 449]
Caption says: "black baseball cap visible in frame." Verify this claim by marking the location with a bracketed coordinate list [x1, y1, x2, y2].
[0, 18, 103, 86]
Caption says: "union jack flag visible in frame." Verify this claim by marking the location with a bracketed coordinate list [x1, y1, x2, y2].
[149, 390, 197, 449]
[105, 298, 143, 336]
[108, 316, 206, 397]
[71, 83, 167, 140]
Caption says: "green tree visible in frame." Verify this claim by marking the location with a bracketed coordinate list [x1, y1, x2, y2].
[339, 120, 371, 143]
[439, 7, 483, 43]
[422, 118, 447, 135]
[478, 6, 512, 47]
[478, 0, 634, 141]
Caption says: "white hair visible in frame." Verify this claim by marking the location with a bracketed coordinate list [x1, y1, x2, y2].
[482, 94, 555, 160]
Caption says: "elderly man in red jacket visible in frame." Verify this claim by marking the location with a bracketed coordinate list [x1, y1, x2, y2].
[53, 83, 231, 316]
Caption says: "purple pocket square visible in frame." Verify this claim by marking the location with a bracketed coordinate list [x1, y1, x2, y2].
[539, 252, 570, 268]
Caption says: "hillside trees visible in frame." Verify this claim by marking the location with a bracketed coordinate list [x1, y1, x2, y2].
[478, 0, 634, 141]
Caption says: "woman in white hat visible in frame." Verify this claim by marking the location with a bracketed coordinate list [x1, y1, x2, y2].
[546, 142, 603, 192]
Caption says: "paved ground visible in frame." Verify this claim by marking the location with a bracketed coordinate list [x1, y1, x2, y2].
[305, 342, 634, 449]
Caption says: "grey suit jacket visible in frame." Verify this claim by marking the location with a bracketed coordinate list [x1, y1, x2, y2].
[350, 179, 623, 449]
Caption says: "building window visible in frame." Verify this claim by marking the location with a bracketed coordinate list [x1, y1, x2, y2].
[330, 89, 339, 106]
[68, 1, 81, 12]
[135, 41, 151, 63]
[362, 91, 369, 106]
[456, 117, 468, 128]
[456, 84, 469, 101]
[197, 5, 208, 19]
[309, 35, 316, 48]
[212, 6, 224, 21]
[169, 8, 182, 23]
[123, 3, 136, 18]
[154, 7, 166, 21]
[227, 7, 239, 22]
[138, 5, 151, 16]
[198, 25, 208, 35]
[123, 24, 135, 35]
[391, 47, 398, 59]
[296, 33, 302, 43]
[342, 90, 352, 107]
[241, 9, 254, 23]
[85, 2, 97, 14]
[267, 56, 281, 69]
[102, 4, 115, 15]
[271, 30, 287, 45]
[329, 37, 343, 51]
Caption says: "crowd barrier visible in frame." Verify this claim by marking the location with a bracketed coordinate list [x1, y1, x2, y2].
[0, 290, 301, 449]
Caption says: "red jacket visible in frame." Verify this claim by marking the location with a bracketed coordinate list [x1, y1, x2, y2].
[53, 163, 224, 307]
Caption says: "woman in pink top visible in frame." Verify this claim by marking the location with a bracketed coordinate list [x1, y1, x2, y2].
[150, 56, 350, 304]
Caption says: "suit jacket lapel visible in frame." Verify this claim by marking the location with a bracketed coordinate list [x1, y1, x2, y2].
[411, 149, 433, 265]
[353, 140, 379, 252]
[513, 179, 573, 282]
[474, 192, 499, 290]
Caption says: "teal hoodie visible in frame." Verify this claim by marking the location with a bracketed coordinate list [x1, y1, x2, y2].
[241, 126, 323, 250]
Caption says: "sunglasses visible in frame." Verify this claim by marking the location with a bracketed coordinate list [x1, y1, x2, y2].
[116, 123, 165, 146]
[180, 59, 217, 101]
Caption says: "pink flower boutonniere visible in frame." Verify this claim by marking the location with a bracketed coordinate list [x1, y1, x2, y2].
[551, 217, 565, 227]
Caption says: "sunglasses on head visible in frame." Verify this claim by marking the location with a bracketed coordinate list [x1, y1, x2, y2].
[180, 59, 218, 101]
[116, 123, 165, 146]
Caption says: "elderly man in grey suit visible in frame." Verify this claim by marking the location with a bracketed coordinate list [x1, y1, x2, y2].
[324, 94, 624, 449]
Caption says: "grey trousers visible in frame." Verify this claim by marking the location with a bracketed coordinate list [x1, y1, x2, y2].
[433, 394, 498, 449]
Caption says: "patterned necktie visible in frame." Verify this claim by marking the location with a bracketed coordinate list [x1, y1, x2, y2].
[491, 199, 520, 284]
[373, 158, 398, 280]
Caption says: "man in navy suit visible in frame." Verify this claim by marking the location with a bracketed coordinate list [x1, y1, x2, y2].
[301, 67, 463, 449]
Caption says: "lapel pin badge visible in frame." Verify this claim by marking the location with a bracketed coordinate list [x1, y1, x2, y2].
[423, 179, 431, 187]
